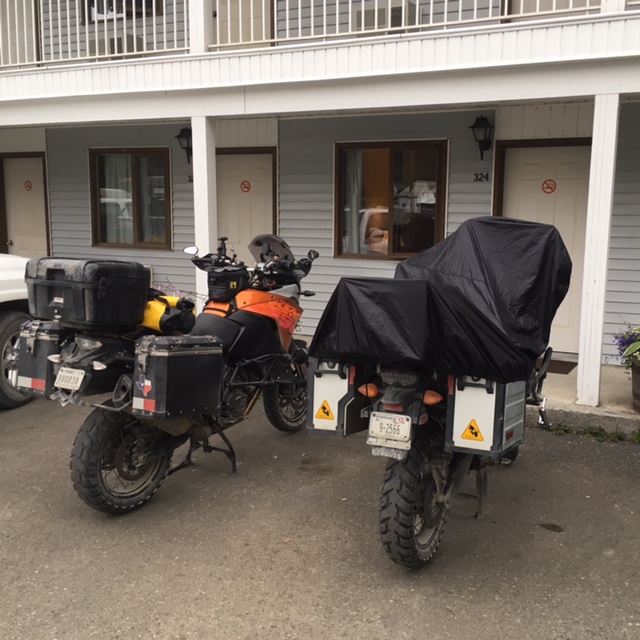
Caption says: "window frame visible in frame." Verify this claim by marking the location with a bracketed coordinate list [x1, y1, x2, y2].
[82, 0, 164, 24]
[89, 147, 172, 251]
[334, 140, 448, 260]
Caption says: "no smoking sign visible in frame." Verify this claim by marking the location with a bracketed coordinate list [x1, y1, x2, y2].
[541, 179, 557, 194]
[240, 180, 251, 193]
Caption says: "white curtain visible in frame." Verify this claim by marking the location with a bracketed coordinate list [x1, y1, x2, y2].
[101, 154, 132, 243]
[345, 149, 363, 254]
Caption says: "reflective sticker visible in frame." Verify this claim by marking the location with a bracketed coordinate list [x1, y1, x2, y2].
[315, 400, 335, 421]
[462, 419, 484, 441]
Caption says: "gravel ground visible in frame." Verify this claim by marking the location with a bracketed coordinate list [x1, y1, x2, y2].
[1, 398, 639, 640]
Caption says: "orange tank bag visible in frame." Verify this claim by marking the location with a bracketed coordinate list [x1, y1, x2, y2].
[235, 289, 303, 351]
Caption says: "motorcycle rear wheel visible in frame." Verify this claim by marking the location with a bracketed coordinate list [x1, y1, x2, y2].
[379, 429, 449, 569]
[70, 408, 173, 514]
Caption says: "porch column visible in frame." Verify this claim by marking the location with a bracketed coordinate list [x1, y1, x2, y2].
[191, 116, 218, 301]
[189, 0, 215, 54]
[576, 93, 620, 407]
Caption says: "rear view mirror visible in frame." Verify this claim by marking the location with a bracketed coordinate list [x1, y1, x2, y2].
[308, 250, 319, 260]
[183, 246, 199, 256]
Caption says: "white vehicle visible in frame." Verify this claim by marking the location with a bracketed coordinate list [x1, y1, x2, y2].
[0, 254, 31, 409]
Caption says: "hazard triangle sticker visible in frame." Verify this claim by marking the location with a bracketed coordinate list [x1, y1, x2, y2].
[315, 400, 335, 420]
[462, 419, 484, 441]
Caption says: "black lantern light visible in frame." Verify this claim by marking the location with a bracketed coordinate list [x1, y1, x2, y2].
[469, 115, 494, 161]
[175, 126, 193, 165]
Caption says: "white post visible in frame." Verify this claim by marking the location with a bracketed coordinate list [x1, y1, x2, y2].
[576, 93, 620, 407]
[189, 0, 215, 54]
[191, 116, 218, 302]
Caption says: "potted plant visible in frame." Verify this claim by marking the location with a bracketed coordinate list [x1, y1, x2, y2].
[613, 324, 640, 413]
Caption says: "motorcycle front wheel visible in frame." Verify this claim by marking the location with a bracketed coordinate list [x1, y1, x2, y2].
[70, 408, 173, 514]
[379, 430, 449, 569]
[263, 381, 308, 432]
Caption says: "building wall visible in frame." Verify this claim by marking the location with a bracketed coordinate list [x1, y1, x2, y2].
[0, 127, 46, 153]
[496, 103, 594, 139]
[45, 118, 276, 297]
[604, 101, 640, 361]
[278, 110, 494, 332]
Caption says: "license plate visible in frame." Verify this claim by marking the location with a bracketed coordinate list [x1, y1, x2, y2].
[367, 411, 412, 449]
[55, 367, 85, 391]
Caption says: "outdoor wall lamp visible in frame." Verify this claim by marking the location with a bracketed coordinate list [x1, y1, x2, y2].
[469, 115, 494, 160]
[175, 126, 193, 165]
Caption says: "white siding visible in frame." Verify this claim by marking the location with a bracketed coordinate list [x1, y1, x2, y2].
[279, 111, 494, 332]
[603, 102, 640, 361]
[496, 103, 594, 139]
[214, 118, 278, 147]
[46, 124, 197, 297]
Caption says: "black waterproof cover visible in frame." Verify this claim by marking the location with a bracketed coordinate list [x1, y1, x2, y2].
[310, 217, 571, 383]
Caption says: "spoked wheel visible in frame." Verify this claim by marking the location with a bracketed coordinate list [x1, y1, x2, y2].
[263, 378, 308, 432]
[264, 344, 308, 433]
[70, 408, 174, 514]
[379, 429, 449, 569]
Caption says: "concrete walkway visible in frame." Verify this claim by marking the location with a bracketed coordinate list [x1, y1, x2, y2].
[542, 365, 639, 436]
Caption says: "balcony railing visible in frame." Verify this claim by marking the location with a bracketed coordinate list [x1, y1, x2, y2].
[0, 0, 189, 69]
[209, 0, 605, 51]
[0, 0, 635, 70]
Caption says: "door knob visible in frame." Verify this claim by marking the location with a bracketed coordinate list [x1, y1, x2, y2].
[6, 240, 13, 246]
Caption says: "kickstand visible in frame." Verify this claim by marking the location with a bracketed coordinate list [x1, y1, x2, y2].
[203, 429, 237, 475]
[168, 438, 203, 476]
[168, 429, 237, 476]
[475, 465, 488, 520]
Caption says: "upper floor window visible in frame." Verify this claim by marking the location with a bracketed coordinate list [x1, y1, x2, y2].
[90, 148, 171, 250]
[86, 0, 163, 23]
[336, 141, 447, 258]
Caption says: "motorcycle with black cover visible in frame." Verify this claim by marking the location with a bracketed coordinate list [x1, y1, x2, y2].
[308, 217, 570, 568]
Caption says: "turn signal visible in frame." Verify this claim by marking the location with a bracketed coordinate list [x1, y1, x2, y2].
[422, 390, 444, 405]
[358, 383, 379, 398]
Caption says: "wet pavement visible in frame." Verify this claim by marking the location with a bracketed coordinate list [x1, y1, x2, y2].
[1, 398, 639, 640]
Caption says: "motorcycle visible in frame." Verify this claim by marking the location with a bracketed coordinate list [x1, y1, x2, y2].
[350, 354, 551, 569]
[19, 235, 318, 514]
[307, 216, 570, 569]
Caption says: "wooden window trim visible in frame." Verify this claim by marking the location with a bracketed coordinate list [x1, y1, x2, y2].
[89, 147, 172, 250]
[334, 140, 448, 260]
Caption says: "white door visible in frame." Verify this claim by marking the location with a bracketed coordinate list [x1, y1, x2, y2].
[503, 146, 590, 355]
[3, 158, 48, 257]
[217, 153, 274, 265]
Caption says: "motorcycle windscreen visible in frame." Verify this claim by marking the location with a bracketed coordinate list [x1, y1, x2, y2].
[248, 234, 297, 264]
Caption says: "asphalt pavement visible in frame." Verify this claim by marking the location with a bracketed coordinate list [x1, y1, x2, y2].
[1, 399, 639, 640]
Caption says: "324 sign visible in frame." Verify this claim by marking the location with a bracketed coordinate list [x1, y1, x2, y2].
[473, 173, 490, 182]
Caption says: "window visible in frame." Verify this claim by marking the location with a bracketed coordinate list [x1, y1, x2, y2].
[85, 0, 163, 23]
[335, 141, 447, 258]
[90, 148, 171, 249]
